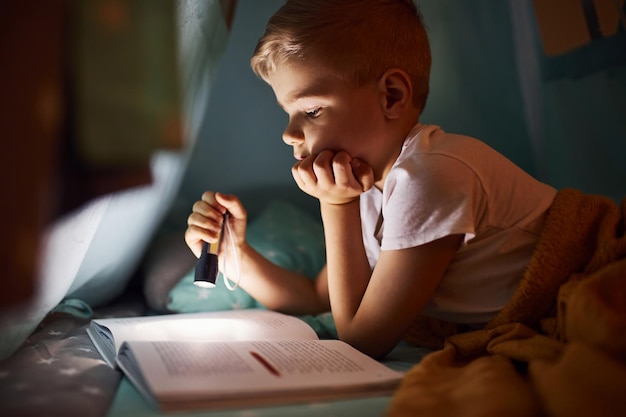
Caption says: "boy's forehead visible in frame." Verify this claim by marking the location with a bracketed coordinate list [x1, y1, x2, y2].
[269, 62, 344, 106]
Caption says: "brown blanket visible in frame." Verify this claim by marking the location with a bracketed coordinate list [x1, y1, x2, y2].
[388, 188, 626, 417]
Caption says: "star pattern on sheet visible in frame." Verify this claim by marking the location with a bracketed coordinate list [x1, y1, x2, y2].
[59, 367, 79, 376]
[1, 313, 124, 417]
[37, 357, 58, 365]
[82, 385, 104, 396]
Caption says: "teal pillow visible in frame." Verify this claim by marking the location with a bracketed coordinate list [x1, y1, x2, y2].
[167, 200, 326, 313]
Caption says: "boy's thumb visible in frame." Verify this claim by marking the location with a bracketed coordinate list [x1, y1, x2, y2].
[215, 192, 247, 219]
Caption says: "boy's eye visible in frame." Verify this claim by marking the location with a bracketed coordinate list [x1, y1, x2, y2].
[305, 108, 321, 119]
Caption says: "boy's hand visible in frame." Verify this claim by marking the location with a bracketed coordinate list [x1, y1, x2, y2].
[292, 150, 374, 205]
[185, 191, 247, 258]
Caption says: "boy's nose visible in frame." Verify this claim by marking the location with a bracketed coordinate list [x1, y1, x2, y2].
[282, 124, 304, 146]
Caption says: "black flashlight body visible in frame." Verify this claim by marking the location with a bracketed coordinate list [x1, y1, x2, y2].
[194, 212, 226, 288]
[194, 242, 220, 288]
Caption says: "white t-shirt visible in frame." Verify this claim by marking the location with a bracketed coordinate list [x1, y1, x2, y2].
[360, 124, 556, 324]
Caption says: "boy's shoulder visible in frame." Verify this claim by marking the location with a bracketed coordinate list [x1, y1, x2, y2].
[403, 124, 511, 162]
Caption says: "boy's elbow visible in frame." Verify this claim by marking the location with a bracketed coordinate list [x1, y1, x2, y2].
[338, 331, 396, 360]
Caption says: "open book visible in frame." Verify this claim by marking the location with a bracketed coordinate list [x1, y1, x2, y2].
[87, 309, 319, 368]
[87, 309, 403, 411]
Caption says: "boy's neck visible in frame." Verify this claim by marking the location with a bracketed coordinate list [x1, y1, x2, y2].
[373, 113, 421, 190]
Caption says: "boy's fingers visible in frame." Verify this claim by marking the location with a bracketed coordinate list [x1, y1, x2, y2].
[292, 168, 307, 191]
[192, 200, 215, 217]
[187, 212, 222, 234]
[293, 155, 317, 188]
[313, 151, 335, 187]
[185, 225, 213, 258]
[200, 190, 217, 205]
[331, 151, 355, 188]
[351, 158, 375, 191]
[215, 192, 247, 221]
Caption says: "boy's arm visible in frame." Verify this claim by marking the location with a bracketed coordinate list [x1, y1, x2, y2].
[294, 151, 462, 359]
[227, 241, 330, 314]
[322, 198, 461, 358]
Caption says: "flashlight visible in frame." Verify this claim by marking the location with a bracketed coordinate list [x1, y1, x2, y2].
[193, 213, 226, 288]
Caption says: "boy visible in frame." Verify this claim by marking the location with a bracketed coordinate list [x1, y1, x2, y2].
[185, 0, 556, 359]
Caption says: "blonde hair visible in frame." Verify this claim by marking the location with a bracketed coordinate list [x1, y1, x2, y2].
[251, 0, 431, 112]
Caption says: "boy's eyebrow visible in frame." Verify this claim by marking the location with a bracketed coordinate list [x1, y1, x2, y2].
[280, 87, 328, 108]
[276, 93, 311, 110]
[281, 90, 312, 106]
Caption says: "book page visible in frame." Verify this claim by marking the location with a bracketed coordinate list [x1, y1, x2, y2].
[119, 339, 402, 402]
[94, 309, 319, 355]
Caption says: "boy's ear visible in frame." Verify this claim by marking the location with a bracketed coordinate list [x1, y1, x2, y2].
[377, 69, 412, 119]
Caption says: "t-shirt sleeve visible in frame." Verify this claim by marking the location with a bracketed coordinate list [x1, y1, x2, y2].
[380, 153, 486, 250]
